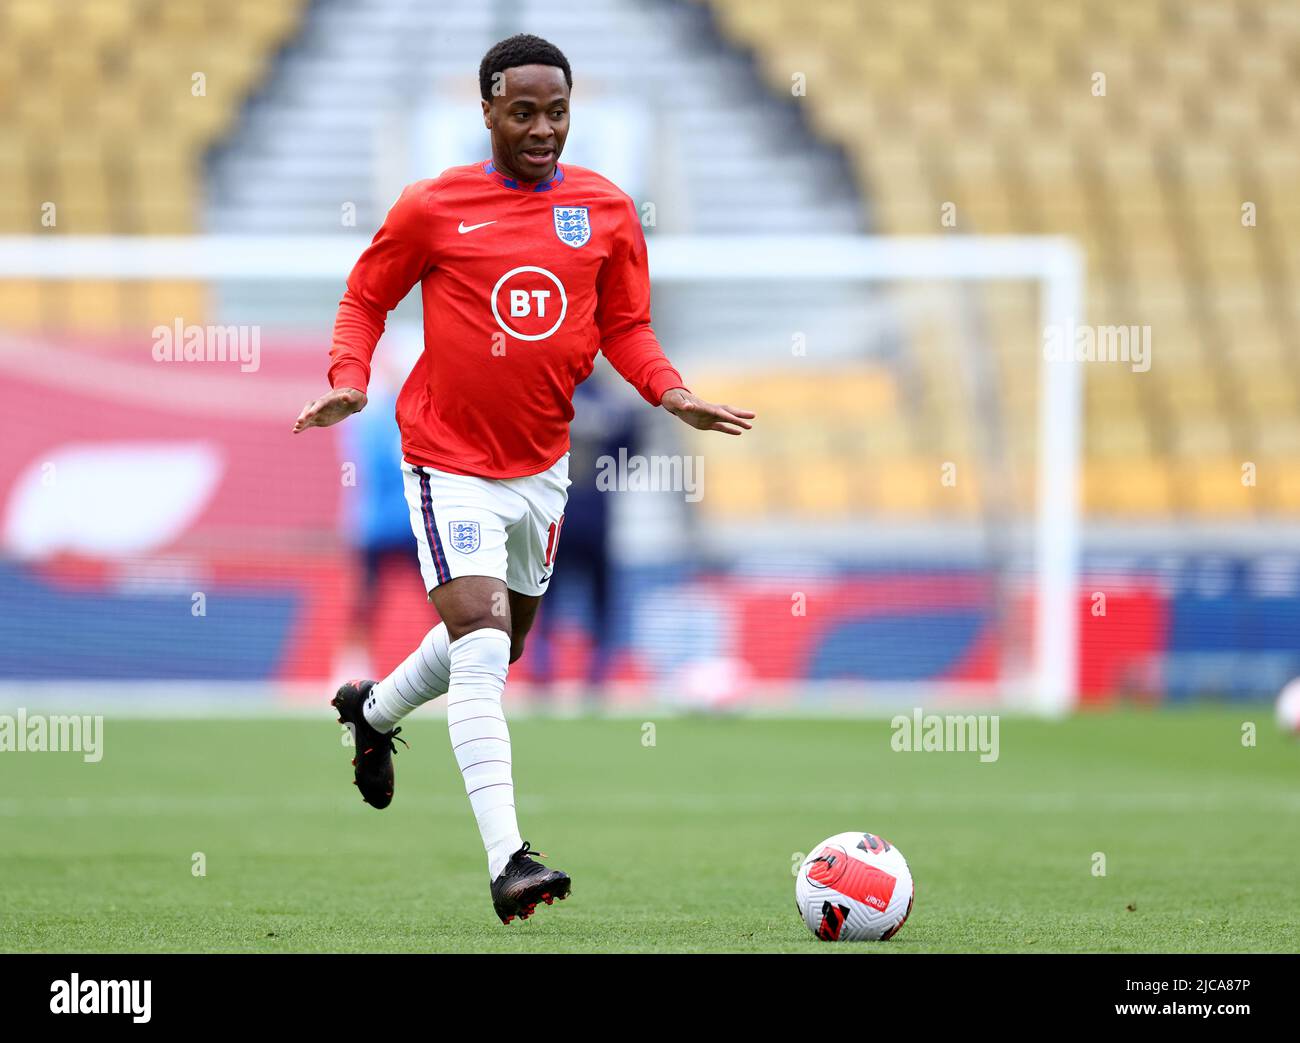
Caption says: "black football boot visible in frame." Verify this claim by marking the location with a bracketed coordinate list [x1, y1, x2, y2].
[331, 680, 407, 809]
[490, 842, 571, 924]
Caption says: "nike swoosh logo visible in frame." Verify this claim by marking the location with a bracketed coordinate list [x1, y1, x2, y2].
[458, 220, 497, 234]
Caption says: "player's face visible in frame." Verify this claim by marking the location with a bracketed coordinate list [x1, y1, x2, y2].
[481, 64, 570, 183]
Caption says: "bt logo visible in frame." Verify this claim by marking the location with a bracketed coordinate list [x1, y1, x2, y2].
[510, 288, 553, 317]
[491, 265, 568, 341]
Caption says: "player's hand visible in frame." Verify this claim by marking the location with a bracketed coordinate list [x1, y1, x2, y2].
[292, 387, 367, 432]
[660, 388, 755, 435]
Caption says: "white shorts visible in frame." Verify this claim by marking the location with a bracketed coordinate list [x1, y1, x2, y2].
[401, 453, 571, 598]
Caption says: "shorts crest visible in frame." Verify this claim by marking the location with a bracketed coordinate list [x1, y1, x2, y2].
[448, 520, 481, 554]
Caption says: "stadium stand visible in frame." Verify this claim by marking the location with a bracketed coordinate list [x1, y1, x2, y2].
[0, 0, 307, 325]
[702, 0, 1300, 517]
[2, 0, 1297, 518]
[3, 1, 1298, 702]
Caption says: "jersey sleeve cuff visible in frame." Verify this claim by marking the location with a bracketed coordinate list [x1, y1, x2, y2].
[646, 368, 688, 406]
[329, 361, 370, 396]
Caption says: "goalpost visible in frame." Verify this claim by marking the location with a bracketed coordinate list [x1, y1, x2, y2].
[0, 234, 1084, 716]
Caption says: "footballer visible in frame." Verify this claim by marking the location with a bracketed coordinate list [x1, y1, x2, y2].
[293, 34, 754, 924]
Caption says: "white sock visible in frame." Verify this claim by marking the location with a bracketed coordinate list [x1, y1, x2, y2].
[363, 622, 452, 732]
[445, 628, 521, 880]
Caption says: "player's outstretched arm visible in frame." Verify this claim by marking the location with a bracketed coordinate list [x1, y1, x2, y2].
[660, 387, 755, 436]
[292, 386, 368, 433]
[298, 181, 433, 436]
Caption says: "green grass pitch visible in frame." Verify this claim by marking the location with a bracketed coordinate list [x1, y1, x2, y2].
[1, 708, 1296, 953]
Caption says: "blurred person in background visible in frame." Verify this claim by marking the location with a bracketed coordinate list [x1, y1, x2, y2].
[530, 367, 639, 701]
[333, 341, 420, 683]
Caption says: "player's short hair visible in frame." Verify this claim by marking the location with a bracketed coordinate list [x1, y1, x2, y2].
[478, 33, 572, 102]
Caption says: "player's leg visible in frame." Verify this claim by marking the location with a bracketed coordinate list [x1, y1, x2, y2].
[359, 621, 451, 732]
[412, 463, 569, 919]
[449, 455, 572, 922]
[432, 573, 570, 922]
[428, 573, 515, 871]
[331, 461, 505, 809]
[502, 450, 570, 641]
[500, 451, 568, 682]
[506, 589, 542, 664]
[359, 461, 467, 731]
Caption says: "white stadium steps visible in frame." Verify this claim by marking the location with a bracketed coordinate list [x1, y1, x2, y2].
[205, 0, 867, 335]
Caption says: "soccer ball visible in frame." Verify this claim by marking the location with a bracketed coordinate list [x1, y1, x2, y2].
[1277, 677, 1300, 735]
[795, 832, 914, 941]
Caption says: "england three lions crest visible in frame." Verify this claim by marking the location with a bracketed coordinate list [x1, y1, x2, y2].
[449, 520, 480, 554]
[553, 206, 590, 248]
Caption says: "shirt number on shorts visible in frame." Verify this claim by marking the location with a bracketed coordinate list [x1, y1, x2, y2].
[544, 514, 565, 568]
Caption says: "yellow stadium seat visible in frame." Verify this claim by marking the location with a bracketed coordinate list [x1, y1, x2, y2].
[141, 281, 208, 329]
[1263, 457, 1300, 511]
[826, 371, 897, 415]
[0, 280, 44, 329]
[1086, 459, 1173, 515]
[65, 281, 126, 331]
[7, 0, 58, 36]
[791, 460, 853, 517]
[702, 456, 769, 518]
[860, 415, 913, 458]
[1254, 423, 1300, 456]
[1180, 458, 1260, 516]
[873, 458, 938, 515]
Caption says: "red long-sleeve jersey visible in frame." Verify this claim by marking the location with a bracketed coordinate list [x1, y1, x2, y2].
[328, 160, 688, 478]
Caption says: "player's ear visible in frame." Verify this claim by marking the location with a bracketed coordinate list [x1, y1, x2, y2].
[481, 98, 492, 129]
